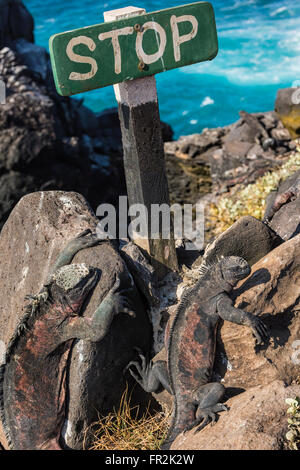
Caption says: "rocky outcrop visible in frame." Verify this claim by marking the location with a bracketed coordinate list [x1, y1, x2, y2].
[172, 380, 300, 450]
[0, 0, 34, 49]
[270, 195, 300, 241]
[264, 170, 300, 241]
[0, 191, 153, 450]
[0, 46, 129, 229]
[200, 215, 281, 267]
[165, 110, 296, 203]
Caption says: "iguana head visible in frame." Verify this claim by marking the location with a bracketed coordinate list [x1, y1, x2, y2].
[50, 263, 98, 313]
[219, 256, 250, 287]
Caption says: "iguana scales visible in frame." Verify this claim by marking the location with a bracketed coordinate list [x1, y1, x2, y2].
[127, 256, 269, 449]
[0, 230, 134, 450]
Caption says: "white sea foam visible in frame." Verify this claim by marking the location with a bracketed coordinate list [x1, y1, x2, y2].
[200, 97, 214, 107]
[184, 13, 300, 86]
[270, 6, 291, 17]
[28, 0, 300, 136]
[220, 0, 256, 13]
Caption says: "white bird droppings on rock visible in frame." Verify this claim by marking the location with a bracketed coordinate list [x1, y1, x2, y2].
[16, 266, 29, 291]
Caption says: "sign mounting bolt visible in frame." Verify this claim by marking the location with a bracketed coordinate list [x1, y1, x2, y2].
[138, 61, 145, 71]
[134, 23, 141, 32]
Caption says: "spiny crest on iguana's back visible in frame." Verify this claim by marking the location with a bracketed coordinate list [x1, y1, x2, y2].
[0, 262, 91, 387]
[171, 257, 222, 330]
[0, 287, 50, 449]
[163, 256, 227, 447]
[167, 258, 220, 394]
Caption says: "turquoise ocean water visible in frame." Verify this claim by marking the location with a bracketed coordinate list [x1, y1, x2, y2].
[25, 0, 300, 137]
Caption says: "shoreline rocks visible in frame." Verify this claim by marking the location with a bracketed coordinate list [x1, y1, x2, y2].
[265, 169, 300, 240]
[0, 0, 34, 49]
[0, 46, 128, 230]
[165, 109, 297, 205]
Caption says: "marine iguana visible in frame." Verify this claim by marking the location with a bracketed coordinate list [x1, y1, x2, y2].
[126, 256, 269, 449]
[0, 230, 134, 450]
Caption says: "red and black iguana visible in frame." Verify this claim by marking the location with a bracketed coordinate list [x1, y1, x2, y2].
[0, 230, 134, 450]
[126, 256, 269, 449]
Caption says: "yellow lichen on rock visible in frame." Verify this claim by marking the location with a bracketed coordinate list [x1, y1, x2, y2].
[209, 147, 300, 236]
[286, 397, 300, 450]
[275, 87, 300, 139]
[279, 109, 300, 139]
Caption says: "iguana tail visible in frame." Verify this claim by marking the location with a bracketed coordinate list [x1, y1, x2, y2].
[0, 363, 11, 449]
[161, 398, 195, 450]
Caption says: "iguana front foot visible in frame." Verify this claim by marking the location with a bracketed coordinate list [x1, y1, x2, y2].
[249, 316, 270, 345]
[56, 229, 101, 259]
[68, 229, 100, 250]
[193, 409, 216, 433]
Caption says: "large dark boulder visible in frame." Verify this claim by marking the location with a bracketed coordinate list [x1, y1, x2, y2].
[201, 215, 282, 267]
[0, 0, 34, 49]
[164, 110, 296, 199]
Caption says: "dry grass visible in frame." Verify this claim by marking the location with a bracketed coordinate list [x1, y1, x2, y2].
[209, 147, 300, 236]
[86, 385, 170, 450]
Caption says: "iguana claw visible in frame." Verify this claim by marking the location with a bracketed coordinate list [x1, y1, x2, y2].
[194, 415, 214, 433]
[75, 229, 92, 238]
[192, 402, 228, 433]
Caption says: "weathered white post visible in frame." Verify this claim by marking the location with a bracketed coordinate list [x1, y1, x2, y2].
[104, 6, 178, 278]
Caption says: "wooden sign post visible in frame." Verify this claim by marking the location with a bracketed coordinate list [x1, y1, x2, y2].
[49, 2, 218, 277]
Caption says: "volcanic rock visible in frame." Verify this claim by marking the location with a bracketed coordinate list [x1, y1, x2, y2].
[172, 380, 300, 450]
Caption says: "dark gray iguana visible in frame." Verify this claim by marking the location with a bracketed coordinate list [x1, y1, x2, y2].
[126, 256, 269, 449]
[0, 230, 134, 450]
